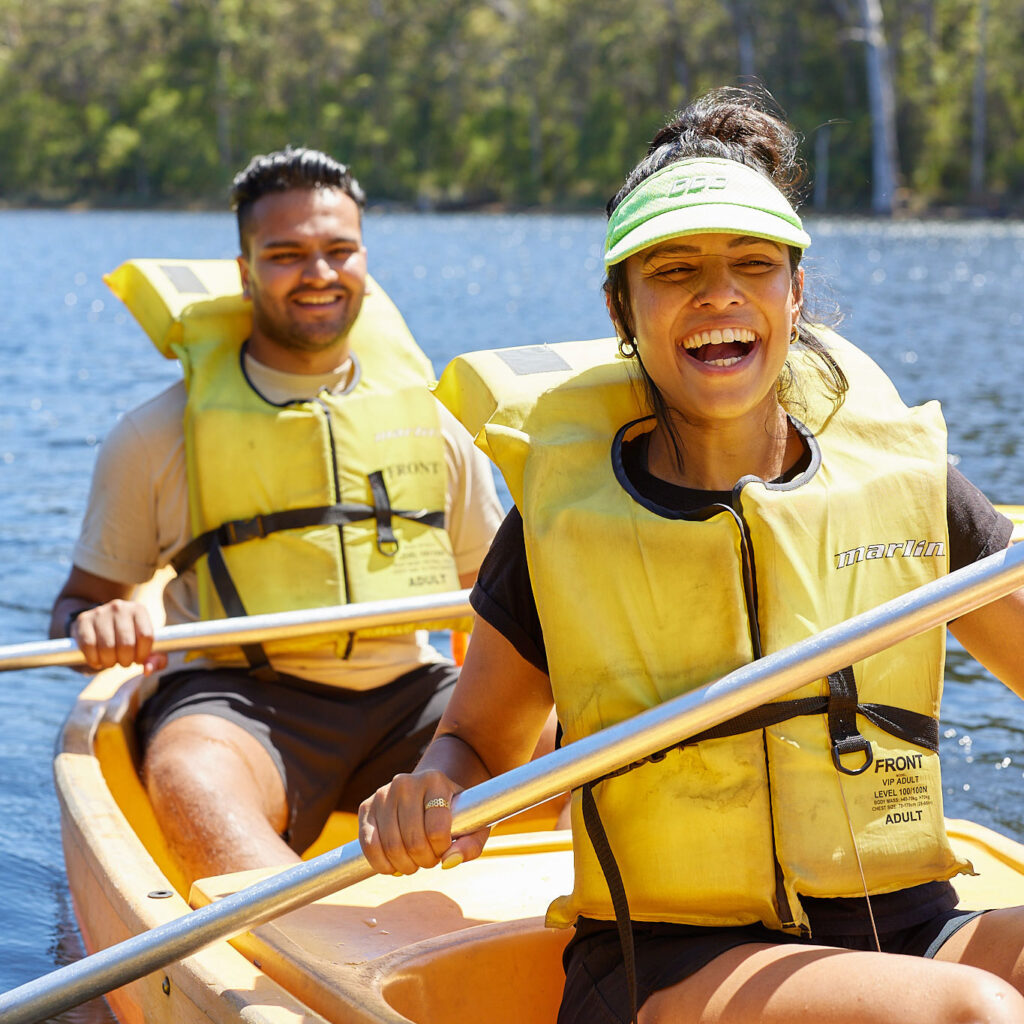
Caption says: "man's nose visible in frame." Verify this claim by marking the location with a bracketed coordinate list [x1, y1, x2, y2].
[302, 254, 339, 282]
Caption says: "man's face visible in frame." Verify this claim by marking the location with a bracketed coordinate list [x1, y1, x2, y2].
[238, 187, 367, 363]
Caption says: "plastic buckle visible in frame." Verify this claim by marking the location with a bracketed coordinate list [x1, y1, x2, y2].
[224, 515, 266, 545]
[831, 735, 873, 776]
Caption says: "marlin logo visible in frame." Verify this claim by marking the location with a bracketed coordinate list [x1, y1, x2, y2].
[668, 175, 728, 197]
[835, 539, 945, 570]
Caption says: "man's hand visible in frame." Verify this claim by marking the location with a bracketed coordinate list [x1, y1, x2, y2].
[50, 566, 167, 675]
[69, 599, 166, 674]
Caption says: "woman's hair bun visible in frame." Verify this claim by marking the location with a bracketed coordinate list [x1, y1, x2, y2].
[608, 85, 806, 214]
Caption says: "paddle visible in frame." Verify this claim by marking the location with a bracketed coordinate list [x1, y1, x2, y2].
[2, 541, 1024, 1023]
[4, 504, 1017, 673]
[0, 590, 473, 672]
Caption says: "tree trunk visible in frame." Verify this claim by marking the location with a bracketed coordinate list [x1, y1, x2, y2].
[858, 0, 899, 214]
[727, 0, 756, 80]
[814, 123, 831, 211]
[969, 0, 988, 204]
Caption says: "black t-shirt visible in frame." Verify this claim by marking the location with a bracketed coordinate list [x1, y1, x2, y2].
[470, 434, 1013, 935]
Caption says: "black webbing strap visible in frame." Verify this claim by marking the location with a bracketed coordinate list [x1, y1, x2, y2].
[367, 471, 399, 555]
[172, 501, 445, 574]
[581, 782, 638, 1024]
[205, 542, 277, 682]
[860, 702, 938, 752]
[587, 689, 939, 793]
[827, 666, 873, 774]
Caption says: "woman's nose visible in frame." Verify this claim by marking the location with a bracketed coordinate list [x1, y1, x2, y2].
[692, 263, 742, 308]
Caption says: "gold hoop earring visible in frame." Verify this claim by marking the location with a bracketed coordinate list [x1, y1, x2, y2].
[789, 326, 799, 345]
[618, 337, 637, 357]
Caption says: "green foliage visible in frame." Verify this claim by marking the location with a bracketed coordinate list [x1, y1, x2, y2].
[0, 0, 1014, 210]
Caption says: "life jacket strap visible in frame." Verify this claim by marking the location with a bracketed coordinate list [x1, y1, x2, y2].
[205, 541, 278, 682]
[586, 686, 938, 789]
[581, 781, 638, 1024]
[172, 499, 445, 573]
[367, 471, 399, 555]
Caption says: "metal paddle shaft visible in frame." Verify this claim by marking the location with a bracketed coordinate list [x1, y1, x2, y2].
[3, 543, 1024, 1023]
[0, 590, 473, 671]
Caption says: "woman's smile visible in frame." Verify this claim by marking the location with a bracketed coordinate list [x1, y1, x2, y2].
[678, 326, 759, 367]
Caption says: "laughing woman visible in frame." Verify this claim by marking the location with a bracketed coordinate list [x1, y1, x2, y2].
[360, 88, 1024, 1023]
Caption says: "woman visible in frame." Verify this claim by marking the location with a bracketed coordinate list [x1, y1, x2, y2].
[359, 88, 1024, 1023]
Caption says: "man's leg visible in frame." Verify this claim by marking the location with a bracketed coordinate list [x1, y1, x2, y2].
[142, 713, 298, 881]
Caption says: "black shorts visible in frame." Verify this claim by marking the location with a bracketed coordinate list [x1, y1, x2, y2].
[135, 661, 458, 852]
[558, 906, 986, 1024]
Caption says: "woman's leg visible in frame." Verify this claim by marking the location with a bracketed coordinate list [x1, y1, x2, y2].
[639, 941, 1024, 1024]
[933, 905, 1024, 993]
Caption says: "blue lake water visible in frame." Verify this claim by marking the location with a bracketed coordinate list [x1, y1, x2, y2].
[1, 209, 1023, 1019]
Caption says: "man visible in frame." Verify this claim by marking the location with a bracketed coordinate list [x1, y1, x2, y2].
[50, 148, 503, 882]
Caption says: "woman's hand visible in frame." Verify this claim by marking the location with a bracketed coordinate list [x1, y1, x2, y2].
[358, 769, 490, 876]
[358, 617, 556, 878]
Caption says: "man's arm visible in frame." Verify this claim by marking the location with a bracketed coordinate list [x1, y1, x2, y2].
[50, 566, 166, 673]
[439, 405, 505, 591]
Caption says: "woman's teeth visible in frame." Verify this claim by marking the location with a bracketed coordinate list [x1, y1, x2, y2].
[681, 327, 757, 349]
[680, 327, 756, 366]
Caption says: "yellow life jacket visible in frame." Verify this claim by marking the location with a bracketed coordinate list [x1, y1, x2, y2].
[105, 259, 466, 668]
[435, 331, 970, 934]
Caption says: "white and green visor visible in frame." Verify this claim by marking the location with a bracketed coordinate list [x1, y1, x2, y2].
[604, 157, 810, 267]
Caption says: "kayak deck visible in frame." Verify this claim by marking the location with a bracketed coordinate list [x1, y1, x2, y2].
[190, 833, 574, 1023]
[186, 818, 1024, 1024]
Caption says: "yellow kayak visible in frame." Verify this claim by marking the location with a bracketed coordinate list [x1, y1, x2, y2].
[53, 513, 1024, 1022]
[1003, 504, 1024, 543]
[58, 670, 1024, 1021]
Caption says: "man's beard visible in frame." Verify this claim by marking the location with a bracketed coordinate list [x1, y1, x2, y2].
[250, 292, 358, 353]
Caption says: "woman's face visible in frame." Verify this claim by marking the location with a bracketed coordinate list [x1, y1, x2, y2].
[614, 232, 803, 429]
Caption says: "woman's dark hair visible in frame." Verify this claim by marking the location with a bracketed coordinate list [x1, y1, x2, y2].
[605, 86, 847, 462]
[230, 146, 366, 253]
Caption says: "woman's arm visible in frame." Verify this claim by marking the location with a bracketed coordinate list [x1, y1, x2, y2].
[359, 615, 555, 876]
[948, 544, 1024, 700]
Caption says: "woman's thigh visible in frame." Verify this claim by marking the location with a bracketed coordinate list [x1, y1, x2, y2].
[933, 904, 1024, 992]
[639, 941, 1024, 1024]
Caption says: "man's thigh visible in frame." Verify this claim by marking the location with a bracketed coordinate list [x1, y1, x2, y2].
[137, 663, 459, 851]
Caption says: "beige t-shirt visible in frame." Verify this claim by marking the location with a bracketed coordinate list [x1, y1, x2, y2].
[72, 353, 504, 689]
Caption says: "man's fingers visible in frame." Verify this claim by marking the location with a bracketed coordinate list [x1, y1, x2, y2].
[69, 600, 155, 669]
[143, 652, 168, 676]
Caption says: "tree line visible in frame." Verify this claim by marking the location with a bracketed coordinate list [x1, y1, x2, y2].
[0, 0, 1019, 214]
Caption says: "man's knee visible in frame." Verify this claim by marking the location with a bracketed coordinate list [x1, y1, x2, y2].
[143, 713, 287, 831]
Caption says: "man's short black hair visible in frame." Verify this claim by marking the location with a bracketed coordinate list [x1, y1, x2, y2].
[230, 146, 366, 252]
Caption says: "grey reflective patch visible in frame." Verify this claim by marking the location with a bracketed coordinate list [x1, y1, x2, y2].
[160, 264, 210, 294]
[495, 346, 571, 375]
